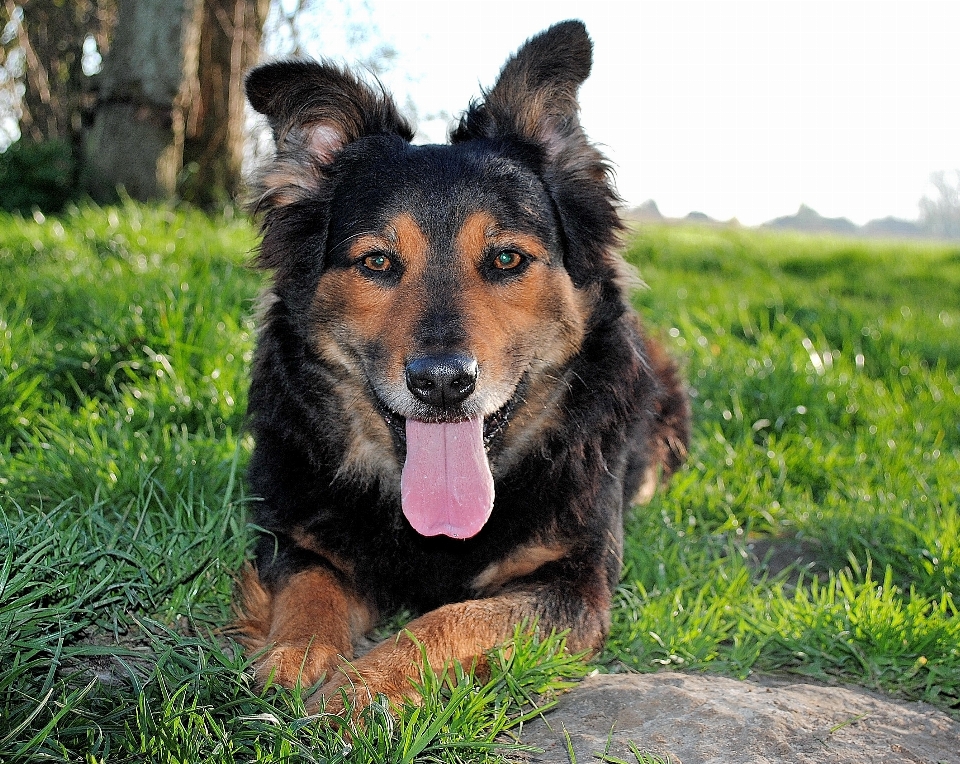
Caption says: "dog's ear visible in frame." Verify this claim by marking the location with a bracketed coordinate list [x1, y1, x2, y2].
[247, 60, 413, 209]
[451, 20, 591, 157]
[452, 21, 623, 293]
[246, 61, 413, 284]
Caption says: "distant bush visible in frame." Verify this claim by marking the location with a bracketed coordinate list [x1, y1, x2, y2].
[0, 139, 79, 214]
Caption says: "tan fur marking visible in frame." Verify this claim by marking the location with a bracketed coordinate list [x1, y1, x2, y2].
[289, 530, 358, 579]
[309, 213, 436, 482]
[321, 211, 429, 387]
[235, 566, 373, 688]
[338, 406, 401, 487]
[492, 367, 572, 475]
[311, 585, 609, 715]
[311, 595, 535, 712]
[306, 330, 399, 486]
[633, 466, 659, 505]
[456, 211, 587, 387]
[456, 210, 489, 254]
[390, 212, 430, 263]
[233, 564, 273, 651]
[506, 231, 549, 260]
[346, 233, 394, 261]
[450, 212, 594, 460]
[471, 542, 568, 594]
[456, 210, 550, 265]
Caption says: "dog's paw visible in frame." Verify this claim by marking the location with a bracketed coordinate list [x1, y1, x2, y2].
[308, 658, 413, 718]
[253, 642, 344, 689]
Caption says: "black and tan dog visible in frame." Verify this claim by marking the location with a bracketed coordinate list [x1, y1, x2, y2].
[236, 20, 689, 711]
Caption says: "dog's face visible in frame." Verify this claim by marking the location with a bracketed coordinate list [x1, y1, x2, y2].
[315, 138, 588, 435]
[248, 21, 623, 538]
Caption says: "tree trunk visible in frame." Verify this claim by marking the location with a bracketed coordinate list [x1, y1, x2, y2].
[181, 0, 268, 206]
[85, 0, 202, 201]
[85, 0, 266, 205]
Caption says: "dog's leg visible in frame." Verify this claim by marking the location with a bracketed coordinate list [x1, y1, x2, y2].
[236, 565, 374, 689]
[311, 584, 608, 714]
[631, 332, 691, 504]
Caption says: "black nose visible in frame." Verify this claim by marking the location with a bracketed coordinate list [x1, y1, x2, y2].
[405, 353, 478, 408]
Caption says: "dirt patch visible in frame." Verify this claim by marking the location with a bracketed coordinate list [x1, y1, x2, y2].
[744, 535, 828, 581]
[517, 673, 959, 763]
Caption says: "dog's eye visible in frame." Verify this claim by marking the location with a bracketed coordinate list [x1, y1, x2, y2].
[362, 253, 393, 272]
[493, 250, 523, 270]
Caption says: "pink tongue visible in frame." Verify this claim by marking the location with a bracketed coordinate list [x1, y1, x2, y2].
[401, 417, 494, 539]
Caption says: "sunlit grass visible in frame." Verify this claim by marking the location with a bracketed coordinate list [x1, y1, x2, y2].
[1, 207, 958, 760]
[609, 223, 960, 709]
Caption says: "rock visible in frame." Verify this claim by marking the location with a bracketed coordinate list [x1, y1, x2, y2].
[623, 200, 664, 222]
[762, 204, 859, 235]
[517, 673, 960, 764]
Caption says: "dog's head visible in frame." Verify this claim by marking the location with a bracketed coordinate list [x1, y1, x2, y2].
[248, 21, 625, 538]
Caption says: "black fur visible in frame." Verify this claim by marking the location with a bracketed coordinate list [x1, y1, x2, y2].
[236, 20, 690, 706]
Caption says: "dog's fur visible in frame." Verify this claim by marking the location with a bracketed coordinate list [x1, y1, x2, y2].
[235, 20, 689, 711]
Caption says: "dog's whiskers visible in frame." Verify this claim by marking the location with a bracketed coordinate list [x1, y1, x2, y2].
[328, 230, 380, 257]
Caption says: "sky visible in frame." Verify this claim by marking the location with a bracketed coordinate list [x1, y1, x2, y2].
[275, 1, 960, 226]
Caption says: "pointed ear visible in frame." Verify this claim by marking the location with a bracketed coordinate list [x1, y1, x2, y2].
[246, 60, 413, 208]
[453, 21, 623, 290]
[451, 20, 592, 156]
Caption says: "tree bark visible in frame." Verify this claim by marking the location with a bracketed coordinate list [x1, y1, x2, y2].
[181, 0, 268, 206]
[85, 0, 266, 204]
[84, 0, 202, 201]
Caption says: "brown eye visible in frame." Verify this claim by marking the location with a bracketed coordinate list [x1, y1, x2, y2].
[493, 250, 523, 270]
[363, 253, 392, 272]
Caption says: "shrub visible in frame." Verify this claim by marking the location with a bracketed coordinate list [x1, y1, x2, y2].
[0, 138, 79, 214]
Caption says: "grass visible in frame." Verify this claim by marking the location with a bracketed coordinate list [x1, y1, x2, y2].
[609, 224, 960, 704]
[1, 204, 958, 761]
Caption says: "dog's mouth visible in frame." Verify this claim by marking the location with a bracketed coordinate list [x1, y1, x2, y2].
[372, 376, 527, 541]
[374, 378, 525, 452]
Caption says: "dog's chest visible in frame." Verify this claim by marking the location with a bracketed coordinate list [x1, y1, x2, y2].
[318, 488, 543, 610]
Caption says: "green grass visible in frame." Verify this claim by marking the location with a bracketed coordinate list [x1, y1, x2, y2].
[609, 224, 960, 701]
[1, 206, 958, 761]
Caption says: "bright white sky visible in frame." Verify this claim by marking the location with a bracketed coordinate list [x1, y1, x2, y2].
[281, 0, 960, 226]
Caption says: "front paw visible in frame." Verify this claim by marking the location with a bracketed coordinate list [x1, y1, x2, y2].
[254, 642, 345, 689]
[308, 660, 413, 717]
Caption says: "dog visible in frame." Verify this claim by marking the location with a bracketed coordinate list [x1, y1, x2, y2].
[235, 20, 689, 712]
